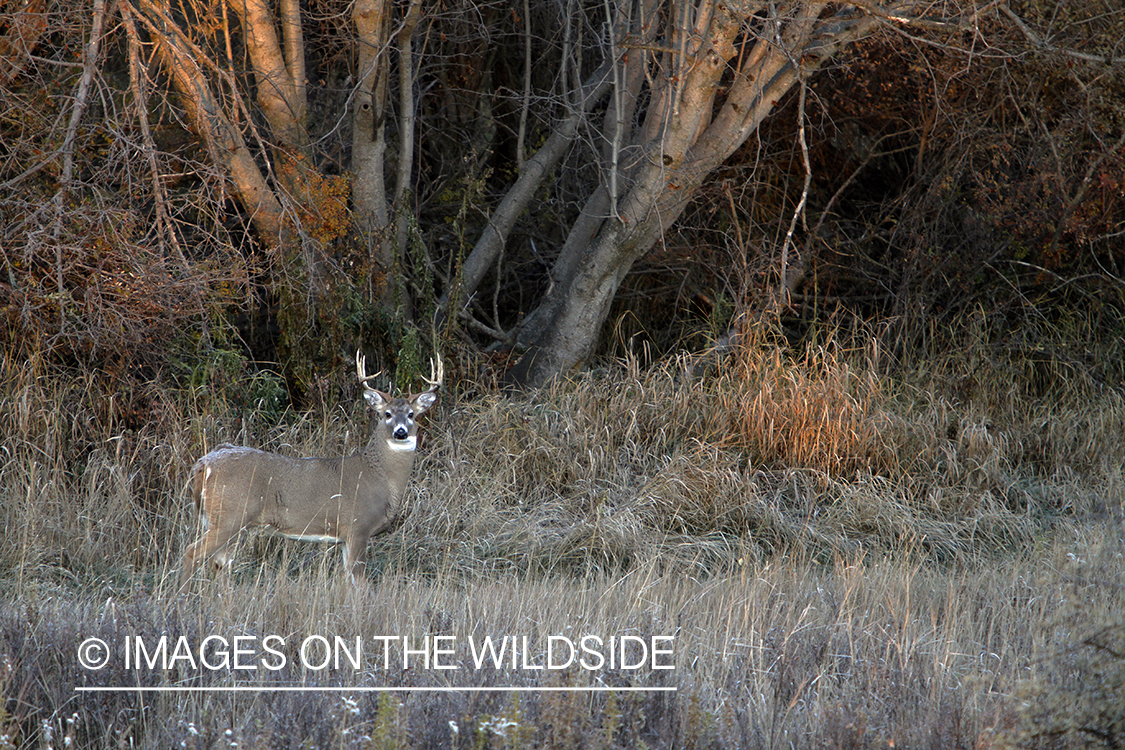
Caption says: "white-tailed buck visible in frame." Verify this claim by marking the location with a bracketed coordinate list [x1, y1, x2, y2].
[181, 352, 441, 586]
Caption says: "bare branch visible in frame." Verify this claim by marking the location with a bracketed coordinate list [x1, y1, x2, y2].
[119, 0, 190, 271]
[56, 0, 108, 194]
[845, 0, 985, 32]
[393, 0, 424, 268]
[1001, 4, 1125, 65]
[128, 0, 286, 239]
[439, 60, 617, 322]
[777, 77, 811, 310]
[51, 0, 109, 335]
[604, 0, 623, 219]
[516, 0, 532, 172]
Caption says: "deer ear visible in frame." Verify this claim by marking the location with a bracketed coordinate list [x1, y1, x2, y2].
[413, 390, 438, 413]
[364, 389, 388, 408]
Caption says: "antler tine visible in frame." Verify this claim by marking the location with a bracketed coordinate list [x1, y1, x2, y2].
[422, 351, 444, 390]
[355, 350, 382, 387]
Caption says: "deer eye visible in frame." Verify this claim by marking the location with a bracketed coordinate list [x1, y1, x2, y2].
[384, 411, 392, 420]
[408, 411, 415, 419]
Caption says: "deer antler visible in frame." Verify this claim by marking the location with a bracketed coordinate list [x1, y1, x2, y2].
[356, 350, 382, 389]
[183, 348, 440, 588]
[422, 352, 444, 391]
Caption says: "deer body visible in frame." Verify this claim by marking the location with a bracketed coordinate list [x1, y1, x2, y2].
[180, 353, 440, 586]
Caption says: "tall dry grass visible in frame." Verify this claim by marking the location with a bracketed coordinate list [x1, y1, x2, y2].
[0, 331, 1123, 748]
[3, 532, 1122, 748]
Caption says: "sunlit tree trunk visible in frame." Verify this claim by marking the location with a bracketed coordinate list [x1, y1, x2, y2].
[129, 0, 287, 241]
[127, 0, 399, 377]
[228, 0, 309, 158]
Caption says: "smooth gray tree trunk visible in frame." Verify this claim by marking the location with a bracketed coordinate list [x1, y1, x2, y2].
[505, 3, 883, 388]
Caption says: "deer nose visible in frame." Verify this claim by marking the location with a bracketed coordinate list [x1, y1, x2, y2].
[393, 426, 409, 441]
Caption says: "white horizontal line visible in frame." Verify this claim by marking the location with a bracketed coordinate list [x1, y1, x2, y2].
[76, 685, 677, 693]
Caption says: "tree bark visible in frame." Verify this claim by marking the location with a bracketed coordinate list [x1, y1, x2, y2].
[226, 0, 315, 211]
[226, 0, 308, 155]
[441, 60, 616, 327]
[505, 2, 884, 388]
[130, 0, 286, 242]
[351, 0, 393, 301]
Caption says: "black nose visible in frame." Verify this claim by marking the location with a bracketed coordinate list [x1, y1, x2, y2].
[394, 427, 409, 440]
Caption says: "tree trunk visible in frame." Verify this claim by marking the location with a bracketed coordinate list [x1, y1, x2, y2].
[439, 60, 616, 327]
[351, 0, 392, 292]
[229, 0, 309, 158]
[130, 0, 287, 242]
[505, 2, 883, 388]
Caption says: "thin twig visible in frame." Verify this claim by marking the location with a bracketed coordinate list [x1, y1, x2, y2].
[517, 0, 532, 173]
[52, 0, 108, 336]
[778, 76, 810, 307]
[1001, 4, 1125, 65]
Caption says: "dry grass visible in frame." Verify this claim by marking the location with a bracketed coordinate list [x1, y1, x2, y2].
[0, 334, 1123, 748]
[2, 535, 1122, 749]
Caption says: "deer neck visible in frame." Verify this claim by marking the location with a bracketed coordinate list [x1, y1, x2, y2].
[362, 434, 417, 478]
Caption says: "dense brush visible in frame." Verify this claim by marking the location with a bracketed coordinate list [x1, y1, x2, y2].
[0, 335, 1122, 748]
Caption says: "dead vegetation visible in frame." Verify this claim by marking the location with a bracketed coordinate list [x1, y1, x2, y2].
[0, 325, 1123, 748]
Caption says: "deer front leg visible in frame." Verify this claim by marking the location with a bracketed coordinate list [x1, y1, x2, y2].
[342, 527, 376, 584]
[180, 526, 239, 587]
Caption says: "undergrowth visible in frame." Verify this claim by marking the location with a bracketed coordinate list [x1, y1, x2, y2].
[0, 328, 1122, 748]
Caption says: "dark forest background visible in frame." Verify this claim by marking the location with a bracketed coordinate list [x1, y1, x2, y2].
[1, 0, 1123, 408]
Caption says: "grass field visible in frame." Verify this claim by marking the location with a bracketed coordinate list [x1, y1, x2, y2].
[1, 332, 1123, 749]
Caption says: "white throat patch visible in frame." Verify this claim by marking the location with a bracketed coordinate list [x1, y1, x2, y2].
[387, 436, 417, 452]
